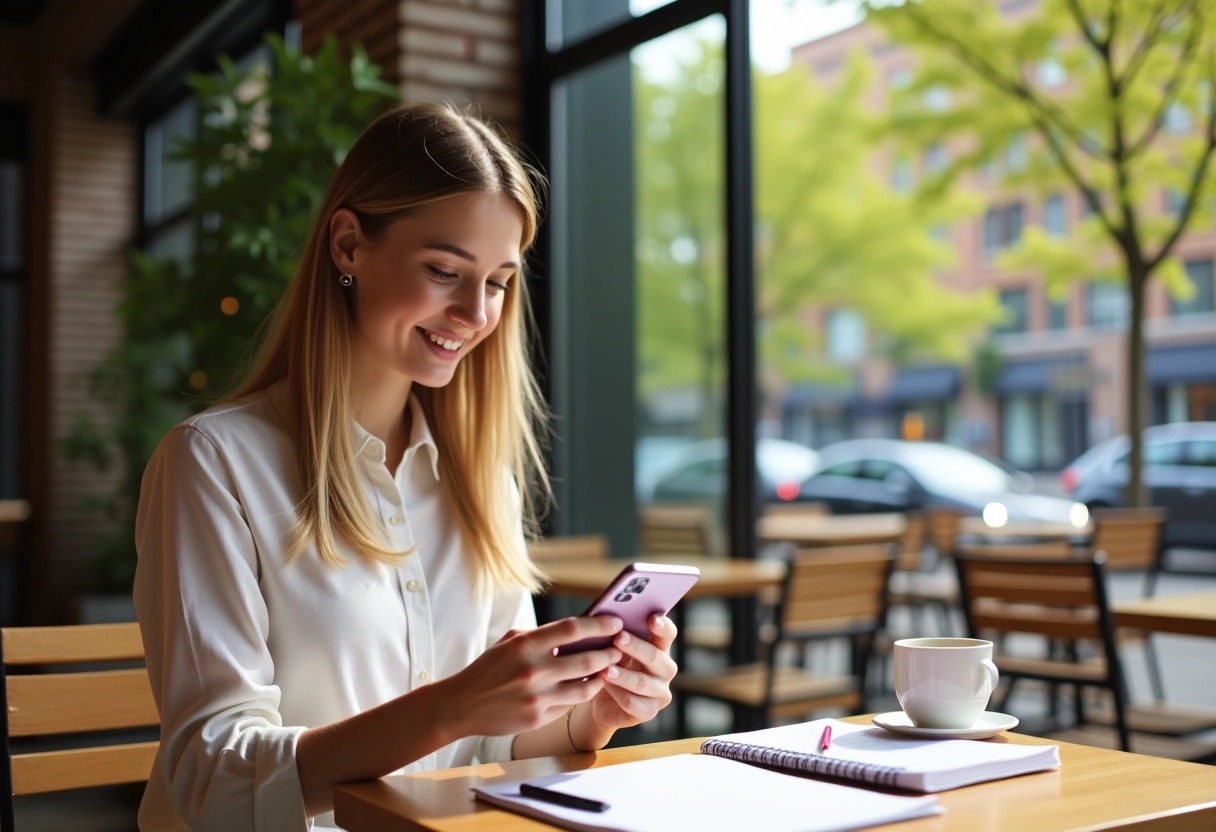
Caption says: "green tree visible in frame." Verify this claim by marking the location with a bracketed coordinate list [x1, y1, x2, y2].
[866, 0, 1216, 504]
[63, 34, 399, 591]
[634, 39, 998, 436]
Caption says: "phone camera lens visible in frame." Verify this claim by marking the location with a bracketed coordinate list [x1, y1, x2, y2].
[614, 592, 632, 602]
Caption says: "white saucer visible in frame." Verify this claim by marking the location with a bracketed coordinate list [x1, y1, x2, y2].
[871, 710, 1019, 740]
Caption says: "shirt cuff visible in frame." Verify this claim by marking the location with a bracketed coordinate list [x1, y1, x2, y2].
[476, 733, 518, 764]
[254, 725, 311, 831]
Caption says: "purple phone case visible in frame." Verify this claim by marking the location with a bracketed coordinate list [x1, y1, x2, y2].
[554, 562, 701, 655]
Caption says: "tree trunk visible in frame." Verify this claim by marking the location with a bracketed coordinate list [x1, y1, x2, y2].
[1125, 267, 1150, 507]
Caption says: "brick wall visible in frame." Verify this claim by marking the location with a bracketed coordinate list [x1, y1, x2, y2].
[44, 72, 134, 605]
[297, 0, 522, 136]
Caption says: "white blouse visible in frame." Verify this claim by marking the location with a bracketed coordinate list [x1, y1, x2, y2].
[133, 381, 535, 832]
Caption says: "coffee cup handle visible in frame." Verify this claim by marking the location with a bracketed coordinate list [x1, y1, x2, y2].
[976, 659, 1000, 697]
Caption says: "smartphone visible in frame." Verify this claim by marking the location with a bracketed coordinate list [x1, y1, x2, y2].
[554, 562, 701, 655]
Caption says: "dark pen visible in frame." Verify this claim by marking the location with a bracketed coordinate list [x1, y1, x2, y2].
[520, 782, 610, 813]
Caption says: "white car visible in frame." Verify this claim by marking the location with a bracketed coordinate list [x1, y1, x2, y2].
[649, 438, 820, 503]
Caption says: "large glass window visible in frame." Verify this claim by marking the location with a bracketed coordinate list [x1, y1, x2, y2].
[546, 0, 677, 48]
[548, 13, 727, 555]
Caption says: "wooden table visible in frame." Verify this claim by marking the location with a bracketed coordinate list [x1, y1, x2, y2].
[1113, 590, 1216, 638]
[333, 714, 1216, 832]
[541, 555, 786, 602]
[957, 517, 1092, 542]
[756, 512, 907, 547]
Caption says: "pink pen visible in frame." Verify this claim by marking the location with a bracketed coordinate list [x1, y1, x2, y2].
[820, 724, 832, 752]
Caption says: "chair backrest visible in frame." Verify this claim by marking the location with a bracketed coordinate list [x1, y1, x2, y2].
[955, 540, 1075, 560]
[1090, 507, 1167, 572]
[527, 534, 611, 566]
[638, 504, 715, 555]
[953, 551, 1120, 668]
[779, 544, 895, 640]
[895, 512, 927, 572]
[1, 622, 158, 827]
[760, 501, 829, 519]
[924, 507, 963, 557]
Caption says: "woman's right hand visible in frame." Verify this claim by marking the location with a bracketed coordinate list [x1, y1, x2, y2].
[439, 616, 625, 739]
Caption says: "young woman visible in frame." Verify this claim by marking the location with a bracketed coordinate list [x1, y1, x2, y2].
[133, 102, 679, 832]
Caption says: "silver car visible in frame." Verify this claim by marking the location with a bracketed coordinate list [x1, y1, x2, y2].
[1064, 422, 1216, 549]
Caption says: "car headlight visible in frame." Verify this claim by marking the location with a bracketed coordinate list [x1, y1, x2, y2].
[1069, 502, 1089, 528]
[982, 502, 1009, 528]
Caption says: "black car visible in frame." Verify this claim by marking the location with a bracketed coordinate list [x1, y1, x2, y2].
[797, 439, 1085, 522]
[1063, 422, 1216, 549]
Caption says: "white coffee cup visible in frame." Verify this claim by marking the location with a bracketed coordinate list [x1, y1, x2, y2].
[893, 637, 1000, 729]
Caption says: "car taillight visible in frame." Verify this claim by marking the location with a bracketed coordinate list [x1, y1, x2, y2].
[1060, 468, 1078, 495]
[776, 481, 800, 501]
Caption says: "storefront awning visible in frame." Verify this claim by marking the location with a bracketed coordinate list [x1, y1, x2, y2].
[995, 356, 1088, 395]
[886, 366, 960, 404]
[784, 381, 857, 408]
[1148, 342, 1216, 384]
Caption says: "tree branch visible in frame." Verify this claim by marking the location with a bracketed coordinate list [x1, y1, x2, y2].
[1127, 9, 1203, 158]
[902, 4, 1104, 162]
[1066, 0, 1110, 55]
[1146, 62, 1216, 271]
[1120, 1, 1172, 85]
[899, 4, 1117, 235]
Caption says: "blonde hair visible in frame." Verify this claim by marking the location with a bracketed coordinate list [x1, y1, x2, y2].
[234, 102, 549, 592]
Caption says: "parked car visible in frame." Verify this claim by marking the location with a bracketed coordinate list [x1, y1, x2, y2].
[795, 438, 1085, 523]
[635, 436, 697, 501]
[650, 438, 820, 503]
[1063, 422, 1216, 549]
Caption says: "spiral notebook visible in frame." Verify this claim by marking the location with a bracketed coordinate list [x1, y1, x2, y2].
[702, 718, 1060, 793]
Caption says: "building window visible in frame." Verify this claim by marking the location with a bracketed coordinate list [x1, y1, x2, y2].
[1048, 296, 1069, 330]
[1165, 186, 1186, 218]
[891, 156, 913, 191]
[922, 84, 951, 112]
[1163, 101, 1192, 134]
[1037, 56, 1066, 87]
[1043, 193, 1068, 235]
[826, 308, 867, 362]
[983, 202, 1024, 256]
[995, 288, 1029, 335]
[1006, 132, 1027, 172]
[1087, 282, 1130, 330]
[924, 142, 948, 174]
[887, 67, 912, 90]
[1171, 259, 1215, 316]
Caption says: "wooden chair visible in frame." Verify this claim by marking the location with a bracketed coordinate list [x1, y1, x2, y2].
[924, 506, 964, 563]
[1082, 507, 1216, 737]
[886, 511, 959, 636]
[954, 550, 1216, 760]
[1, 622, 158, 828]
[954, 550, 1134, 750]
[637, 504, 716, 555]
[674, 544, 894, 730]
[527, 534, 611, 567]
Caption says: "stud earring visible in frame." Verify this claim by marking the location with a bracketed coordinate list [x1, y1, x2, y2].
[339, 273, 354, 287]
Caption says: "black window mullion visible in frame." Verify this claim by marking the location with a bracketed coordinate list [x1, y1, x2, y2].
[725, 0, 759, 666]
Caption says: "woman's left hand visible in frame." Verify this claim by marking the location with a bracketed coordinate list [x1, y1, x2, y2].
[585, 614, 678, 733]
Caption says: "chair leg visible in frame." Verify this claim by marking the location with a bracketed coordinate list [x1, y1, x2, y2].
[1110, 681, 1131, 752]
[1143, 634, 1166, 702]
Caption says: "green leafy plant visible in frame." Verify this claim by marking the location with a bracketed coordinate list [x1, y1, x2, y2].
[63, 34, 400, 592]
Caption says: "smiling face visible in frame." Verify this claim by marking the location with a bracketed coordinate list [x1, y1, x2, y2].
[332, 192, 524, 395]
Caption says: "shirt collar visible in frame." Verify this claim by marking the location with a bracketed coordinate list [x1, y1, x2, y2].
[263, 380, 441, 481]
[351, 395, 441, 481]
